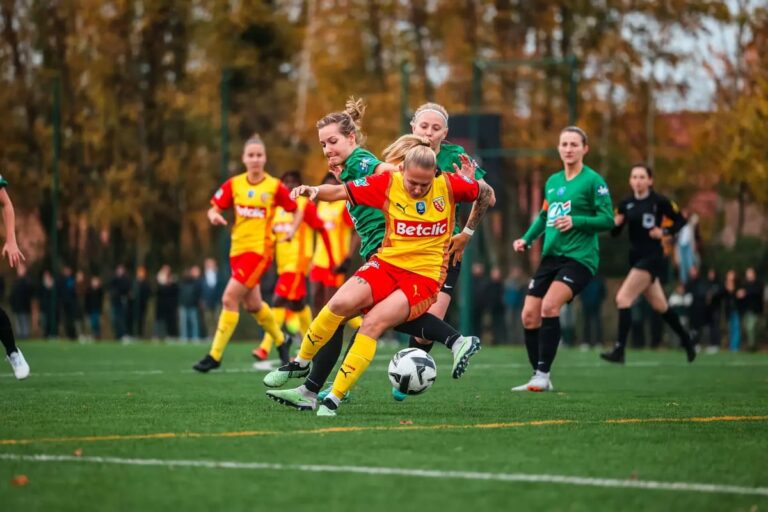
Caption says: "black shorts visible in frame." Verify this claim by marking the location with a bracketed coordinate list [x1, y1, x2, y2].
[527, 256, 593, 299]
[441, 259, 461, 295]
[630, 256, 667, 282]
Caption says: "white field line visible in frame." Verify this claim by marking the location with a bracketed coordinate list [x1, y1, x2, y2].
[1, 453, 766, 497]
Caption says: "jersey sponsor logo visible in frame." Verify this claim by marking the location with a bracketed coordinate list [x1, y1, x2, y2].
[394, 219, 448, 237]
[545, 201, 571, 226]
[597, 185, 609, 196]
[352, 177, 368, 187]
[235, 205, 267, 219]
[433, 196, 445, 212]
[416, 201, 426, 215]
[395, 202, 408, 214]
[272, 222, 293, 234]
[642, 213, 656, 229]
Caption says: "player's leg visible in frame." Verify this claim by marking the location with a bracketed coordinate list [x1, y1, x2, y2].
[601, 268, 653, 363]
[408, 259, 459, 353]
[193, 277, 249, 372]
[1, 306, 29, 380]
[525, 282, 573, 391]
[644, 280, 696, 362]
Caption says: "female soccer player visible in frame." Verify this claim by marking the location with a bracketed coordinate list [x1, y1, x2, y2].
[266, 136, 493, 416]
[512, 127, 614, 392]
[252, 170, 334, 364]
[193, 134, 297, 372]
[600, 164, 696, 364]
[0, 174, 29, 379]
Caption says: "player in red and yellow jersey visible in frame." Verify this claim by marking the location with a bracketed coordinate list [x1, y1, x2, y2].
[253, 171, 334, 363]
[263, 135, 494, 415]
[193, 134, 297, 373]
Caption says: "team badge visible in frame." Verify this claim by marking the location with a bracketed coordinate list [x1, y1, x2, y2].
[433, 196, 445, 212]
[416, 201, 426, 215]
[247, 189, 255, 198]
[557, 186, 566, 196]
[353, 177, 368, 187]
[261, 192, 271, 202]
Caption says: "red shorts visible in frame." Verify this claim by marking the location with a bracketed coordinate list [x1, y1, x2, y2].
[354, 256, 440, 321]
[230, 252, 272, 288]
[309, 266, 345, 288]
[274, 272, 307, 301]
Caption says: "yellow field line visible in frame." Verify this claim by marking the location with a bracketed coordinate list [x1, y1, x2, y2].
[1, 416, 765, 446]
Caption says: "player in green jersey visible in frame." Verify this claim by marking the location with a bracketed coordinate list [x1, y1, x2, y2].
[0, 174, 29, 380]
[512, 127, 614, 392]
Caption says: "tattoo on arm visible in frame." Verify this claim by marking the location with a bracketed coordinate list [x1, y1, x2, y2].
[354, 276, 366, 285]
[465, 182, 492, 231]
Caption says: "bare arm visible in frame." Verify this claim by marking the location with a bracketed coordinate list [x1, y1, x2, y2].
[0, 188, 25, 268]
[207, 205, 227, 226]
[447, 181, 493, 264]
[291, 184, 347, 202]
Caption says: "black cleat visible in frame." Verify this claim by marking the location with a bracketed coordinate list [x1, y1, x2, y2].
[193, 354, 221, 373]
[684, 344, 697, 363]
[600, 348, 625, 364]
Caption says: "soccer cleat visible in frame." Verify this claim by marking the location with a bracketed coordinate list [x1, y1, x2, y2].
[193, 354, 221, 373]
[318, 385, 350, 403]
[684, 343, 697, 363]
[266, 387, 317, 411]
[252, 347, 269, 361]
[263, 361, 310, 388]
[600, 348, 625, 364]
[316, 398, 338, 417]
[391, 387, 408, 401]
[7, 350, 30, 380]
[451, 336, 481, 379]
[526, 370, 554, 392]
[511, 374, 535, 391]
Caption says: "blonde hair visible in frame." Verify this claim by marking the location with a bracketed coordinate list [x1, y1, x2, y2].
[244, 132, 265, 148]
[412, 102, 449, 126]
[382, 135, 436, 170]
[316, 97, 367, 145]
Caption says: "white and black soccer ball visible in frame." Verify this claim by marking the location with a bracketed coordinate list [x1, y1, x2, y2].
[388, 348, 437, 395]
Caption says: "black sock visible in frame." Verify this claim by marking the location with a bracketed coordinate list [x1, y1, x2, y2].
[523, 328, 539, 371]
[536, 317, 561, 373]
[661, 310, 692, 347]
[395, 313, 460, 349]
[342, 328, 359, 359]
[277, 341, 290, 365]
[408, 336, 434, 353]
[616, 307, 631, 351]
[304, 326, 345, 393]
[0, 307, 17, 356]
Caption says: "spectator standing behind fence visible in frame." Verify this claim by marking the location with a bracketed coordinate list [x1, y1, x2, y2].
[74, 270, 87, 340]
[109, 264, 131, 341]
[579, 275, 605, 349]
[84, 276, 104, 340]
[675, 213, 699, 284]
[179, 265, 203, 342]
[668, 283, 692, 336]
[742, 267, 764, 352]
[129, 266, 151, 339]
[685, 266, 708, 345]
[59, 265, 77, 340]
[10, 264, 33, 339]
[154, 265, 178, 340]
[724, 270, 742, 351]
[503, 266, 527, 344]
[39, 270, 57, 338]
[704, 269, 724, 353]
[200, 258, 222, 338]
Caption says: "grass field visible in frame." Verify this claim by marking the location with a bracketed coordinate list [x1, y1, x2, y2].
[1, 341, 767, 511]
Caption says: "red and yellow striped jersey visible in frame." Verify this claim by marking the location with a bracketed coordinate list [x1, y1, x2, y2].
[212, 172, 296, 257]
[312, 199, 354, 270]
[274, 196, 316, 274]
[345, 172, 479, 282]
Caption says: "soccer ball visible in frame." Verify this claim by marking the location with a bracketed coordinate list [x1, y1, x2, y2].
[388, 348, 437, 395]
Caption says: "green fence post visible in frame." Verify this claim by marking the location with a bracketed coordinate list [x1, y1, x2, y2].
[50, 73, 61, 336]
[218, 68, 231, 277]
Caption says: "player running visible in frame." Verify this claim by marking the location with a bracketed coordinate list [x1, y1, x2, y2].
[252, 170, 335, 364]
[0, 173, 29, 379]
[512, 127, 614, 392]
[193, 134, 297, 372]
[600, 164, 696, 364]
[266, 135, 493, 416]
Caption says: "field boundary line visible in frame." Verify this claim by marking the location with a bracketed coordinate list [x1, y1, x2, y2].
[1, 416, 766, 446]
[1, 453, 766, 497]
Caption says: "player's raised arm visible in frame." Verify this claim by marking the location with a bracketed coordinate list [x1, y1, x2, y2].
[290, 184, 346, 202]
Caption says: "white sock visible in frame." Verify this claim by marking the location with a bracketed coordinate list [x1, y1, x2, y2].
[294, 357, 310, 367]
[327, 392, 342, 406]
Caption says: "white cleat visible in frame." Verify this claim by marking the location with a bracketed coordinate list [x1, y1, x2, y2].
[511, 373, 535, 391]
[7, 349, 30, 380]
[526, 370, 554, 392]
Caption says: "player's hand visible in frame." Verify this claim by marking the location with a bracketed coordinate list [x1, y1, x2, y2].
[284, 225, 297, 242]
[329, 165, 343, 183]
[453, 154, 477, 180]
[447, 232, 471, 265]
[648, 227, 663, 239]
[553, 215, 573, 232]
[208, 210, 227, 226]
[2, 242, 25, 268]
[333, 257, 351, 274]
[614, 213, 625, 226]
[513, 239, 528, 252]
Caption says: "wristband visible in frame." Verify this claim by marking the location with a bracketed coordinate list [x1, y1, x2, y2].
[462, 226, 475, 237]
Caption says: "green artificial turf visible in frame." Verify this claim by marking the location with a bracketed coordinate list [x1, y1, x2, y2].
[1, 341, 767, 511]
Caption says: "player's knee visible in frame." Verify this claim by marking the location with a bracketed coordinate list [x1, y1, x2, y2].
[243, 297, 262, 311]
[540, 299, 563, 318]
[221, 294, 239, 311]
[326, 296, 356, 318]
[521, 308, 540, 329]
[615, 293, 633, 309]
[358, 317, 387, 339]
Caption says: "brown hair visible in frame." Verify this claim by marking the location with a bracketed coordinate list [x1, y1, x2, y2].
[560, 126, 588, 145]
[382, 135, 436, 170]
[411, 102, 449, 126]
[316, 97, 367, 145]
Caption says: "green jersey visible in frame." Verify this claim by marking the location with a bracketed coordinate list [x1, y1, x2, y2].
[522, 165, 614, 274]
[0, 175, 7, 188]
[339, 147, 386, 259]
[436, 142, 487, 235]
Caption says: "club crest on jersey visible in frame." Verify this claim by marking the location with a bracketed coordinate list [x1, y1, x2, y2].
[433, 196, 445, 212]
[261, 192, 271, 203]
[416, 201, 426, 215]
[352, 177, 368, 187]
[546, 201, 572, 226]
[557, 186, 566, 196]
[597, 185, 609, 196]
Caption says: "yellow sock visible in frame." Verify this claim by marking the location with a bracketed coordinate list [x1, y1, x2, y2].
[209, 309, 240, 361]
[252, 304, 284, 346]
[297, 306, 312, 335]
[347, 315, 363, 330]
[259, 333, 275, 352]
[297, 306, 345, 361]
[331, 332, 377, 399]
